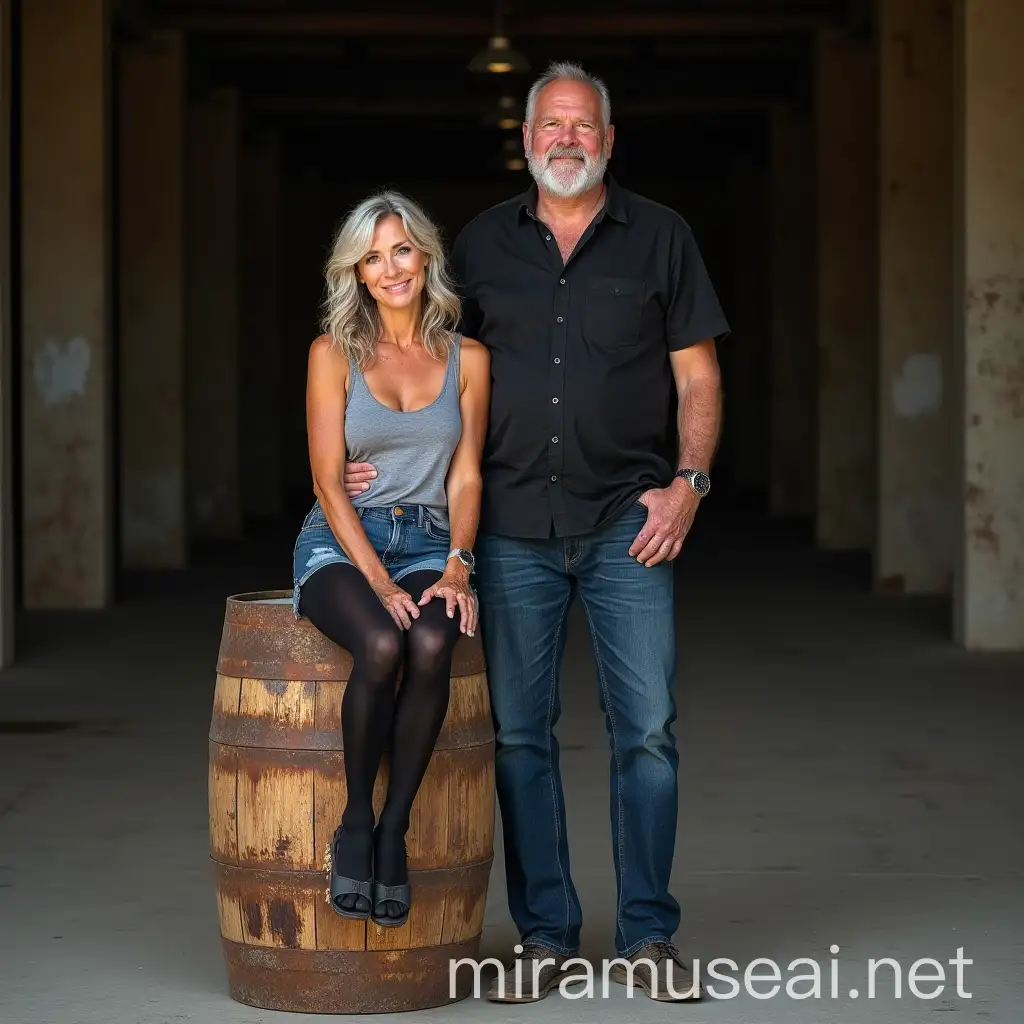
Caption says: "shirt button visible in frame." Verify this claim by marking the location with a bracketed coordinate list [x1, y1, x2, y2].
[546, 234, 552, 240]
[551, 475, 558, 482]
[559, 278, 565, 285]
[556, 316, 563, 323]
[553, 357, 560, 364]
[552, 397, 558, 403]
[552, 436, 559, 443]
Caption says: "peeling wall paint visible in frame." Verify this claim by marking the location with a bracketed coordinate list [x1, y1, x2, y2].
[21, 0, 112, 609]
[962, 274, 1024, 646]
[956, 0, 1024, 649]
[967, 275, 1024, 421]
[32, 337, 91, 407]
[892, 352, 943, 418]
[878, 0, 954, 594]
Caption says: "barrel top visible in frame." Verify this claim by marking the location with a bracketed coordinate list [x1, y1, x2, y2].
[218, 590, 485, 681]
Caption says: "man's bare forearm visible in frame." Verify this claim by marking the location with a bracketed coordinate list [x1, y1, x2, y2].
[677, 374, 722, 472]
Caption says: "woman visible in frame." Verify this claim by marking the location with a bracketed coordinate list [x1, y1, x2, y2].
[292, 191, 490, 928]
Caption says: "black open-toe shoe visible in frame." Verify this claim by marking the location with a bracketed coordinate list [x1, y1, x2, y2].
[370, 826, 410, 927]
[371, 880, 411, 928]
[323, 826, 373, 920]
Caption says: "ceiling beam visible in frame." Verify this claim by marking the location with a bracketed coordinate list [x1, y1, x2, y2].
[161, 11, 838, 37]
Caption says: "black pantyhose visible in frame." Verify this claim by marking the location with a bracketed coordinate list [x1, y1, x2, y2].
[300, 564, 462, 918]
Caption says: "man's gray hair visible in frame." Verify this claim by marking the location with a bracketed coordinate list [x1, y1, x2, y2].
[525, 61, 611, 130]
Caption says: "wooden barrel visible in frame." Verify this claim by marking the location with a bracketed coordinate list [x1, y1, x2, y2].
[208, 590, 495, 1014]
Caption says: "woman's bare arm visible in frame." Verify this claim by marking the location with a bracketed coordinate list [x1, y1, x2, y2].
[305, 335, 421, 626]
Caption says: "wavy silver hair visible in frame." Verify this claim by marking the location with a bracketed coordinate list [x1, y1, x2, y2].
[321, 191, 461, 368]
[525, 61, 611, 130]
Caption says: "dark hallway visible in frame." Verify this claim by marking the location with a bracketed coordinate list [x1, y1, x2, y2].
[3, 2, 1024, 1020]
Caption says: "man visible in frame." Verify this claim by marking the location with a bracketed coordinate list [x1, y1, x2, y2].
[345, 62, 728, 1001]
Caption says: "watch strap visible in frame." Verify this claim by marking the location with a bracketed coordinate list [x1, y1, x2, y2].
[674, 468, 710, 495]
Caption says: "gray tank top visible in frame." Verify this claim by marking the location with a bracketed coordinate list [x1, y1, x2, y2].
[345, 334, 463, 527]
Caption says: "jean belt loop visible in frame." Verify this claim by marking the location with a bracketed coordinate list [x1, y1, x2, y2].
[418, 505, 428, 528]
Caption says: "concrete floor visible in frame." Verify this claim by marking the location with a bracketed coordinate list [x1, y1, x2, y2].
[1, 508, 1021, 1023]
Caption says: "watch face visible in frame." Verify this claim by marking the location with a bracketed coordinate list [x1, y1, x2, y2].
[676, 469, 710, 495]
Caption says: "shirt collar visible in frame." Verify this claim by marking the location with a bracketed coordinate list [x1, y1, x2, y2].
[517, 172, 629, 225]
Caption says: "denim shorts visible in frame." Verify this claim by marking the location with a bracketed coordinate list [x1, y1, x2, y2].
[291, 501, 451, 617]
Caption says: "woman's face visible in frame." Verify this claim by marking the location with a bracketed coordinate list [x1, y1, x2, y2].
[357, 214, 428, 312]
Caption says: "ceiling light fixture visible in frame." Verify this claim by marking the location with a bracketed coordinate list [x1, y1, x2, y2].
[502, 137, 526, 171]
[468, 2, 530, 74]
[481, 94, 524, 130]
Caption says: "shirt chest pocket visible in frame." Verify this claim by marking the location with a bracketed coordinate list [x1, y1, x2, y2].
[581, 276, 645, 348]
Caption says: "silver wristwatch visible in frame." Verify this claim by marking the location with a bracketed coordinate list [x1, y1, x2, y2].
[675, 468, 711, 497]
[447, 548, 475, 571]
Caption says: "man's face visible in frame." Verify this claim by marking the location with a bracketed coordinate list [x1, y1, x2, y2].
[524, 79, 614, 198]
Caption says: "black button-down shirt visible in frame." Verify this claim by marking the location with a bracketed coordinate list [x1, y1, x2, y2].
[451, 174, 730, 539]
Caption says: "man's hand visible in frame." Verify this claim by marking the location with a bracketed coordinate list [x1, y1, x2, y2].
[343, 460, 376, 498]
[418, 566, 478, 635]
[629, 482, 700, 566]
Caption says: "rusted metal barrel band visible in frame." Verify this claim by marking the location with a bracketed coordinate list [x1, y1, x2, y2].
[209, 736, 494, 771]
[211, 856, 494, 884]
[209, 690, 494, 751]
[209, 723, 495, 752]
[222, 936, 484, 1013]
[217, 591, 486, 680]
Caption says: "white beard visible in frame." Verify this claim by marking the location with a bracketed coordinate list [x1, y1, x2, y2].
[527, 140, 608, 198]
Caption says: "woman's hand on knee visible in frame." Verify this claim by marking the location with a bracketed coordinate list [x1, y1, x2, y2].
[417, 571, 478, 636]
[371, 579, 421, 630]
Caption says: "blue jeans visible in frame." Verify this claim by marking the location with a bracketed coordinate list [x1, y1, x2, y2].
[291, 502, 450, 618]
[474, 501, 680, 957]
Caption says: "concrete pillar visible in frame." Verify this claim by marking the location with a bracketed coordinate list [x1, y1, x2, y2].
[185, 89, 241, 539]
[769, 103, 817, 521]
[21, 0, 113, 608]
[728, 156, 771, 504]
[877, 0, 953, 594]
[953, 0, 1024, 650]
[239, 132, 283, 525]
[0, 0, 14, 662]
[118, 31, 186, 568]
[815, 30, 878, 550]
[280, 173, 325, 507]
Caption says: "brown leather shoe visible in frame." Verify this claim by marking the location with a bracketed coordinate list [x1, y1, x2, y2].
[607, 940, 703, 1001]
[486, 941, 587, 1002]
